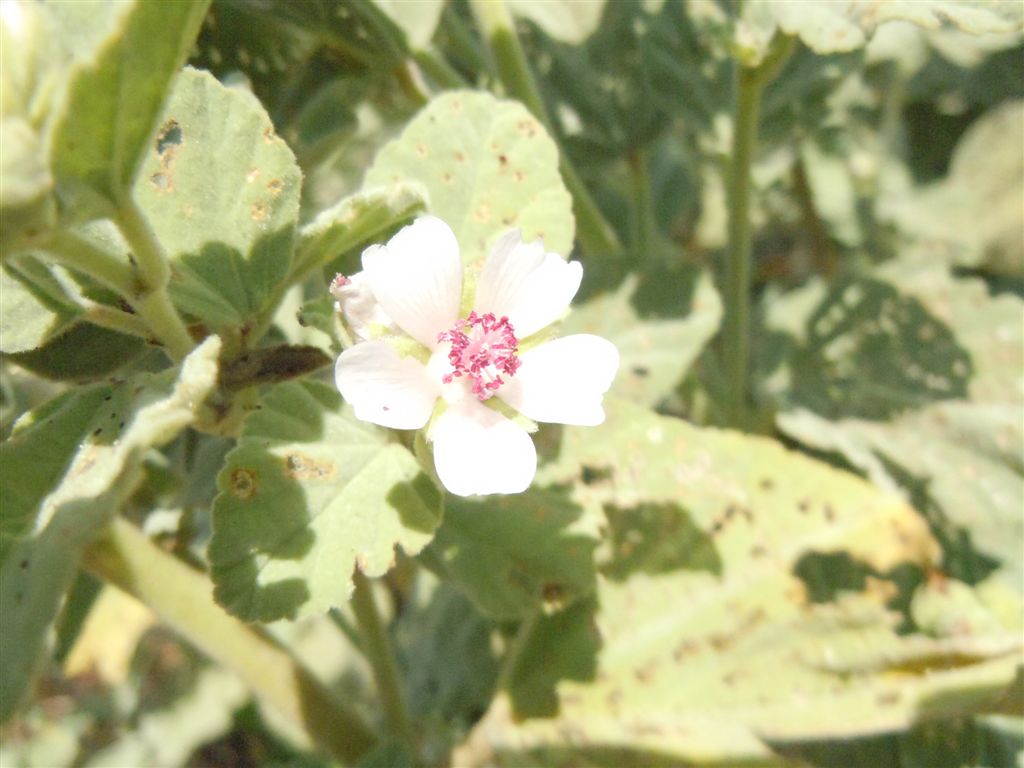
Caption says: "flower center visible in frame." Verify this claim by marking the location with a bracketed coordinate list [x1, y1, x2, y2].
[438, 311, 521, 400]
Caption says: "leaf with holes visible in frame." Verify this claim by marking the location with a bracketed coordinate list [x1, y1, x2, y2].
[208, 380, 442, 622]
[772, 259, 1024, 591]
[765, 274, 972, 420]
[49, 0, 209, 202]
[0, 337, 221, 722]
[131, 67, 302, 330]
[451, 399, 1021, 766]
[364, 91, 573, 271]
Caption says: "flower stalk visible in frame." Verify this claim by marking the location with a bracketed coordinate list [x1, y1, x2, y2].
[115, 200, 195, 362]
[721, 31, 794, 428]
[469, 0, 621, 257]
[350, 570, 420, 761]
[82, 518, 377, 764]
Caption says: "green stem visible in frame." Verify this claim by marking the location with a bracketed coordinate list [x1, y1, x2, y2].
[82, 518, 377, 764]
[82, 303, 153, 340]
[350, 570, 419, 761]
[115, 201, 194, 362]
[414, 48, 468, 89]
[43, 229, 136, 297]
[394, 59, 431, 107]
[627, 149, 656, 261]
[469, 0, 621, 257]
[721, 32, 794, 428]
[496, 608, 540, 693]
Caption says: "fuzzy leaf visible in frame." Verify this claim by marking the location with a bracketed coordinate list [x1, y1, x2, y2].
[297, 182, 427, 271]
[132, 67, 302, 329]
[209, 380, 442, 622]
[365, 91, 573, 271]
[561, 267, 721, 407]
[885, 100, 1024, 276]
[739, 1, 1022, 62]
[773, 260, 1024, 590]
[50, 0, 209, 201]
[10, 322, 146, 382]
[0, 337, 221, 721]
[454, 398, 1022, 765]
[509, 0, 607, 44]
[0, 262, 77, 354]
[427, 486, 602, 621]
[372, 0, 445, 50]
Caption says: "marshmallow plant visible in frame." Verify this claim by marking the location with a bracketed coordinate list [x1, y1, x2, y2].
[334, 215, 619, 496]
[4, 2, 1021, 767]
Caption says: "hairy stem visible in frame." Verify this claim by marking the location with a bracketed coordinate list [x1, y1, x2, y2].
[469, 0, 621, 257]
[721, 32, 794, 428]
[350, 570, 419, 761]
[42, 229, 137, 297]
[116, 201, 194, 361]
[82, 303, 153, 339]
[82, 518, 377, 764]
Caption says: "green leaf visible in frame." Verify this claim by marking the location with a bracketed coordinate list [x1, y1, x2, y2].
[364, 91, 573, 271]
[508, 0, 607, 44]
[561, 266, 721, 407]
[395, 574, 499, 725]
[458, 400, 1018, 764]
[10, 322, 146, 382]
[191, 1, 317, 119]
[372, 0, 445, 50]
[296, 182, 427, 277]
[0, 116, 51, 213]
[132, 67, 303, 329]
[208, 380, 442, 622]
[884, 99, 1024, 276]
[739, 1, 1023, 61]
[0, 337, 221, 722]
[526, 1, 723, 163]
[764, 274, 972, 420]
[0, 262, 78, 353]
[50, 0, 210, 202]
[426, 485, 601, 621]
[84, 665, 248, 768]
[772, 260, 1024, 590]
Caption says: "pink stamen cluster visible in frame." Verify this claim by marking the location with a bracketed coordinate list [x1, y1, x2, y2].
[438, 311, 521, 400]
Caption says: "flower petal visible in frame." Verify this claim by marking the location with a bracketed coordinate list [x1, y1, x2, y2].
[361, 216, 462, 348]
[331, 271, 399, 342]
[499, 334, 619, 425]
[431, 399, 537, 496]
[474, 231, 582, 339]
[335, 341, 438, 429]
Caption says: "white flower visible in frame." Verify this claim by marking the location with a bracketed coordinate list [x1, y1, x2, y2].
[334, 215, 619, 497]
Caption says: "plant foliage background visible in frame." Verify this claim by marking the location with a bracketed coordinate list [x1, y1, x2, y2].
[0, 1, 1021, 766]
